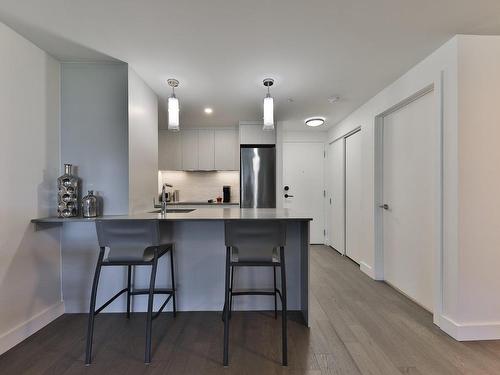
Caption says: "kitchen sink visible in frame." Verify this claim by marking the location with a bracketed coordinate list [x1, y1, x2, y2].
[149, 209, 195, 214]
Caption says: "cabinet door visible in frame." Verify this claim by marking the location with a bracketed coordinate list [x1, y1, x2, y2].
[181, 129, 199, 170]
[260, 127, 276, 144]
[158, 130, 182, 170]
[239, 123, 276, 145]
[214, 129, 237, 170]
[239, 124, 261, 144]
[198, 129, 215, 170]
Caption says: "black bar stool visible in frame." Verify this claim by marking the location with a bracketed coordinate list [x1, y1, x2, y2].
[85, 220, 176, 365]
[222, 220, 287, 366]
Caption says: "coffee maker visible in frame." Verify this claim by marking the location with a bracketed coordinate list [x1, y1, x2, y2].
[223, 186, 231, 203]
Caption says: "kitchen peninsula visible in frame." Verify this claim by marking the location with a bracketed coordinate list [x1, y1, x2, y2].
[32, 208, 312, 326]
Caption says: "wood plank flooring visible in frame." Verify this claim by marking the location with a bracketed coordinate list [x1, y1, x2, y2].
[2, 245, 500, 374]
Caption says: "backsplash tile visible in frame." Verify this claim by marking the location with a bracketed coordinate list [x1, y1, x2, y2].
[159, 170, 240, 203]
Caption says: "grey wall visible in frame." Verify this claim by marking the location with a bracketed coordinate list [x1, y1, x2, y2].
[61, 63, 130, 312]
[61, 62, 129, 215]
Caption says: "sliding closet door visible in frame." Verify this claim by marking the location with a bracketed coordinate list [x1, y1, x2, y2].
[327, 139, 344, 253]
[345, 130, 362, 263]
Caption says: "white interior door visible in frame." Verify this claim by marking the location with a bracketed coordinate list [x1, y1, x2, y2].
[283, 142, 325, 243]
[382, 90, 437, 312]
[327, 139, 345, 253]
[345, 130, 362, 263]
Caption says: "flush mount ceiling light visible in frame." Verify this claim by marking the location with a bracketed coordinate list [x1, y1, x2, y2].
[262, 78, 274, 131]
[204, 107, 213, 114]
[167, 78, 180, 131]
[305, 117, 325, 127]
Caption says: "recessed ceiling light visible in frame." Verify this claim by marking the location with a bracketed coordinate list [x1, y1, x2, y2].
[305, 117, 325, 127]
[204, 107, 213, 114]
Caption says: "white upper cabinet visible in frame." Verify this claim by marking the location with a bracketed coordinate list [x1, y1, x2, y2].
[181, 129, 198, 170]
[159, 130, 182, 170]
[198, 129, 215, 170]
[159, 128, 239, 171]
[239, 122, 276, 145]
[214, 129, 238, 170]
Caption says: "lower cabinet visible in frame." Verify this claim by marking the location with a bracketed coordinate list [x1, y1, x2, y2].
[159, 128, 238, 171]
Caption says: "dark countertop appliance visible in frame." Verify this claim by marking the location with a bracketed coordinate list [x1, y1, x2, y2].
[223, 186, 231, 203]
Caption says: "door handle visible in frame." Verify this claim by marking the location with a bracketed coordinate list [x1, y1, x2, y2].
[379, 204, 389, 210]
[284, 194, 294, 198]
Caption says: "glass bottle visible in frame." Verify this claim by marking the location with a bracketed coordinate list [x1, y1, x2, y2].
[82, 190, 98, 218]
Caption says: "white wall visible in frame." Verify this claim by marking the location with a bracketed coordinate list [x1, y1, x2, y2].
[0, 22, 63, 354]
[128, 67, 158, 214]
[456, 36, 500, 327]
[328, 37, 459, 334]
[328, 35, 500, 340]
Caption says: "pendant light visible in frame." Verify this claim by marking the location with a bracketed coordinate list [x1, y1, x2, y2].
[262, 78, 274, 131]
[167, 78, 180, 131]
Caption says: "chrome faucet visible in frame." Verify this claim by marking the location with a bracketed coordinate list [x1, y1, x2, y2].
[161, 185, 168, 214]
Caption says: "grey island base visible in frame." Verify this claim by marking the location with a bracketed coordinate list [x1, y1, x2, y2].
[32, 208, 312, 326]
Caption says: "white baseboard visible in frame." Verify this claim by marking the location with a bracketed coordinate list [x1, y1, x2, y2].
[439, 314, 500, 341]
[360, 261, 375, 279]
[0, 301, 65, 355]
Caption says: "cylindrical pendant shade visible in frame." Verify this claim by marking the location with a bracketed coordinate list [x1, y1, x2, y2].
[263, 94, 274, 130]
[168, 95, 179, 131]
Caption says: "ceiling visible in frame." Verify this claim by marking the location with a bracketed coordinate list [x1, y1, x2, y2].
[1, 1, 500, 131]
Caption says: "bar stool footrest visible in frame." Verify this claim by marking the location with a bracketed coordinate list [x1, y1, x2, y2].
[130, 288, 174, 296]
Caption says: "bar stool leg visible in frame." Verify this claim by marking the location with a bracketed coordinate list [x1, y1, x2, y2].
[223, 246, 231, 366]
[145, 253, 158, 364]
[273, 265, 277, 319]
[85, 247, 105, 365]
[229, 266, 234, 320]
[126, 265, 132, 319]
[169, 246, 177, 317]
[280, 246, 288, 366]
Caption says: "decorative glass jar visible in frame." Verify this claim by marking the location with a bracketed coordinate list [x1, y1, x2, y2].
[57, 164, 79, 217]
[82, 190, 98, 218]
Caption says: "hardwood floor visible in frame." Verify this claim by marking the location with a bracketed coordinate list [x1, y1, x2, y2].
[2, 245, 500, 374]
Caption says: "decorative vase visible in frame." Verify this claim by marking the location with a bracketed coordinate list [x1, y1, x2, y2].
[82, 190, 98, 218]
[57, 164, 79, 218]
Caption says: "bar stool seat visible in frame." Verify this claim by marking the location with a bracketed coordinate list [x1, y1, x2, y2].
[104, 244, 171, 263]
[85, 220, 176, 365]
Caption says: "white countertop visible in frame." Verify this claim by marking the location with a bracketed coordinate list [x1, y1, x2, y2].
[32, 208, 312, 223]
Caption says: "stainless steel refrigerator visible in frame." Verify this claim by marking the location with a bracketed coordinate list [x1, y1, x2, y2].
[240, 145, 276, 208]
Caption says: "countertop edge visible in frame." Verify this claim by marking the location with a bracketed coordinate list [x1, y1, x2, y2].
[166, 202, 240, 206]
[31, 217, 313, 223]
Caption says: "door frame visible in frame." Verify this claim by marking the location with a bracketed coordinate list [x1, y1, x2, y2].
[327, 126, 361, 255]
[374, 77, 444, 324]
